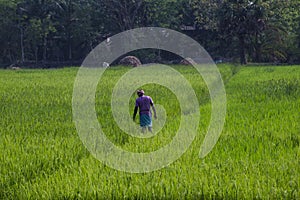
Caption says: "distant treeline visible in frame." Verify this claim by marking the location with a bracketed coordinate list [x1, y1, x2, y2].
[0, 0, 299, 68]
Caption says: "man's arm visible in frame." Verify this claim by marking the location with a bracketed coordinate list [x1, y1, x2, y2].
[133, 106, 138, 121]
[151, 102, 157, 119]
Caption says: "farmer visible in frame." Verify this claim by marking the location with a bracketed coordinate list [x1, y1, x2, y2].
[133, 90, 157, 133]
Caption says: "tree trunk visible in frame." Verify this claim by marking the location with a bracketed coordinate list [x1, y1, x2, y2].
[68, 32, 72, 60]
[43, 35, 47, 62]
[20, 26, 25, 63]
[239, 35, 247, 65]
[67, 1, 73, 60]
[254, 33, 262, 62]
[35, 46, 38, 63]
[255, 45, 262, 63]
[8, 49, 13, 63]
[68, 42, 72, 60]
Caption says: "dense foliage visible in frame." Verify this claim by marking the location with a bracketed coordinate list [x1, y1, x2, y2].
[0, 0, 299, 67]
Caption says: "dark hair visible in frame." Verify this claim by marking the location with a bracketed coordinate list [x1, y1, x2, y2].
[137, 90, 145, 97]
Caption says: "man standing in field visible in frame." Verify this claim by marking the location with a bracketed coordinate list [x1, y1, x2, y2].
[133, 90, 157, 133]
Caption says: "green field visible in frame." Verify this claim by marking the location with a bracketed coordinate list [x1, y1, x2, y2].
[0, 65, 299, 199]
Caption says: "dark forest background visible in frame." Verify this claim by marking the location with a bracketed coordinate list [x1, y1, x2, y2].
[0, 0, 299, 68]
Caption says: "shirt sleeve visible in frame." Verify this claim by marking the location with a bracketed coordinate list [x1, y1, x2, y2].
[149, 97, 154, 106]
[135, 99, 139, 107]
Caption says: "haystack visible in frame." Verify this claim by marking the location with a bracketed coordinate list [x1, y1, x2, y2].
[9, 64, 21, 70]
[119, 56, 142, 67]
[180, 57, 195, 65]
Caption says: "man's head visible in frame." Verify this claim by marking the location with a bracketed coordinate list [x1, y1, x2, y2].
[137, 90, 145, 97]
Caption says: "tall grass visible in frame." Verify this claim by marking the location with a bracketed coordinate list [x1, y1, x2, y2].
[0, 65, 299, 199]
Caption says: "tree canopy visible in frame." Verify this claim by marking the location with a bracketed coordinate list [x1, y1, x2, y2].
[0, 0, 299, 67]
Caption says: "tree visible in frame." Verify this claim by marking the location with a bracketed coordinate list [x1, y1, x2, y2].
[218, 0, 266, 64]
[17, 0, 57, 62]
[52, 0, 77, 60]
[101, 0, 144, 31]
[0, 0, 20, 64]
[246, 0, 300, 63]
[0, 0, 299, 66]
[188, 0, 221, 57]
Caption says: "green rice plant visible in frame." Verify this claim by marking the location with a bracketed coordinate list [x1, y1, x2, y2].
[0, 65, 299, 199]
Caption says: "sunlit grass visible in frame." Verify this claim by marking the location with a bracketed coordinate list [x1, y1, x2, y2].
[0, 65, 299, 199]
